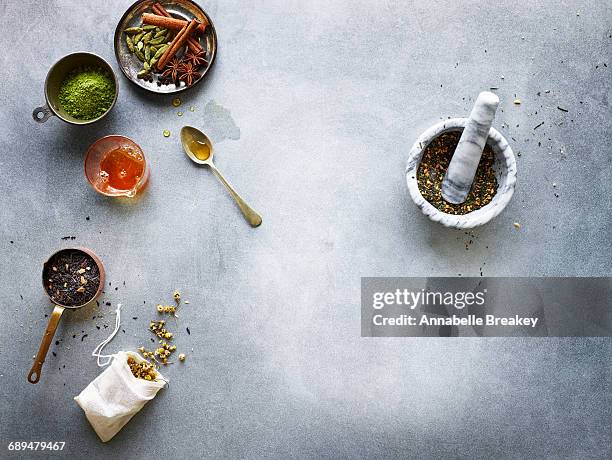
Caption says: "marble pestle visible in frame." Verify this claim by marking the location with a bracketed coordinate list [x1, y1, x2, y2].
[441, 91, 500, 204]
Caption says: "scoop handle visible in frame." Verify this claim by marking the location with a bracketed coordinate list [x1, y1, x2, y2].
[27, 305, 64, 384]
[33, 104, 54, 123]
[441, 92, 499, 204]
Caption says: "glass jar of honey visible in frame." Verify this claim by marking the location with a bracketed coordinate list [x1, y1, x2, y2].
[84, 136, 149, 197]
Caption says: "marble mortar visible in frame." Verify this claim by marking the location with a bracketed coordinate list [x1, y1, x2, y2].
[406, 118, 517, 229]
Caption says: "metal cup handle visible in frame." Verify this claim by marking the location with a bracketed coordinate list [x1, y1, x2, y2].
[33, 104, 53, 123]
[27, 305, 65, 383]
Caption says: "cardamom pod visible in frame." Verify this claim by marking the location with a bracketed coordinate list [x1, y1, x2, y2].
[143, 62, 151, 71]
[137, 69, 150, 78]
[126, 35, 135, 53]
[152, 45, 168, 60]
[142, 31, 153, 44]
[124, 27, 143, 34]
[154, 29, 166, 38]
[133, 32, 144, 43]
[150, 57, 158, 67]
[148, 35, 166, 45]
[135, 48, 145, 61]
[144, 45, 151, 61]
[143, 25, 156, 31]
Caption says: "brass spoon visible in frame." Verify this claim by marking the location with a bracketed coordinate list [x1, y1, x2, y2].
[181, 126, 262, 227]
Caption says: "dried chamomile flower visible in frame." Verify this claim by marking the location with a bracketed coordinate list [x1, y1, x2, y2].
[155, 341, 177, 365]
[165, 305, 177, 313]
[173, 290, 181, 302]
[127, 356, 158, 380]
[157, 304, 176, 314]
[149, 320, 173, 340]
[138, 346, 158, 363]
[178, 353, 186, 362]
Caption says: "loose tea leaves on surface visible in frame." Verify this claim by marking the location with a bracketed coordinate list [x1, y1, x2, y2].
[417, 131, 498, 214]
[43, 249, 100, 306]
[58, 67, 115, 120]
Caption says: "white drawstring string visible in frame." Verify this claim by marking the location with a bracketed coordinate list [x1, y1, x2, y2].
[92, 304, 122, 367]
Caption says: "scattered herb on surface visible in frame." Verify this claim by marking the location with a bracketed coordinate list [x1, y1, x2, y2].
[149, 320, 173, 340]
[157, 304, 177, 314]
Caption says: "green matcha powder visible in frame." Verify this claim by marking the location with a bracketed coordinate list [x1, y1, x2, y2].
[58, 67, 115, 120]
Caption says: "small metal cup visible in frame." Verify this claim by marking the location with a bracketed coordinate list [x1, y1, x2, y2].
[27, 247, 105, 384]
[33, 52, 118, 125]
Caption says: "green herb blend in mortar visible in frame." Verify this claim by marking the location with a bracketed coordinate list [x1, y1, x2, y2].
[58, 67, 115, 120]
[417, 131, 498, 214]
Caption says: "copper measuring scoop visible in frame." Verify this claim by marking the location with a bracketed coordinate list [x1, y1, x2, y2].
[27, 248, 105, 384]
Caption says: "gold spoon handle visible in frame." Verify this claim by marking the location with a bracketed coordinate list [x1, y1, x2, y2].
[209, 163, 262, 227]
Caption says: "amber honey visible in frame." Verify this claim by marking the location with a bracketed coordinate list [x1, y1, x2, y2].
[85, 136, 149, 197]
[189, 139, 210, 161]
[98, 147, 145, 192]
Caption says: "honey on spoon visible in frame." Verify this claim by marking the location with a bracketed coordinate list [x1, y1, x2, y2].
[180, 126, 262, 227]
[189, 139, 210, 161]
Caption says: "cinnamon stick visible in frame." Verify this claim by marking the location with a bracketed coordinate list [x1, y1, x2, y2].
[156, 19, 200, 70]
[152, 3, 202, 53]
[142, 12, 206, 35]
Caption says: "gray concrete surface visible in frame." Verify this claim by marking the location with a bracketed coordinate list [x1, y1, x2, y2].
[1, 0, 611, 458]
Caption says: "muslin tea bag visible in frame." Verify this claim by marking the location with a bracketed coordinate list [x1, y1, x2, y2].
[74, 305, 167, 442]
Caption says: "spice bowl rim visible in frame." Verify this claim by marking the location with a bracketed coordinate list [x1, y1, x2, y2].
[35, 51, 119, 125]
[405, 118, 517, 229]
[42, 247, 106, 308]
[84, 135, 149, 197]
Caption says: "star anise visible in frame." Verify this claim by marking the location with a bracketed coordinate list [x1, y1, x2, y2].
[161, 57, 182, 81]
[178, 62, 201, 86]
[184, 50, 208, 68]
